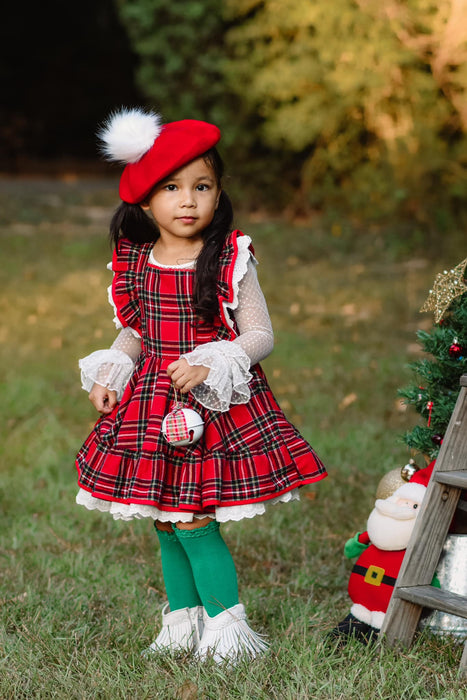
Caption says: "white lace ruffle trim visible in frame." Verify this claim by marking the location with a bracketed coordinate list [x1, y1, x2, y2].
[76, 487, 299, 522]
[221, 235, 255, 333]
[79, 349, 135, 400]
[106, 262, 123, 330]
[181, 340, 252, 412]
[106, 235, 254, 331]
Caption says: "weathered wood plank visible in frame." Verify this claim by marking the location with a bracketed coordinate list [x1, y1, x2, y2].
[434, 386, 467, 474]
[381, 599, 423, 647]
[395, 585, 467, 618]
[460, 641, 467, 678]
[394, 483, 460, 588]
[435, 471, 467, 489]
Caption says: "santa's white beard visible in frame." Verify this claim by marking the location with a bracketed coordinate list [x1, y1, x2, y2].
[367, 499, 417, 551]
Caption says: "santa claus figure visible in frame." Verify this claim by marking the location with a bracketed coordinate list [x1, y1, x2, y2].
[330, 464, 435, 644]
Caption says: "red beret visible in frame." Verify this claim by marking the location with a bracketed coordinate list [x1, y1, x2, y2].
[119, 119, 221, 203]
[98, 109, 221, 204]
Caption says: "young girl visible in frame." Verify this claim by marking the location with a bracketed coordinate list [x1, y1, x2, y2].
[76, 108, 327, 664]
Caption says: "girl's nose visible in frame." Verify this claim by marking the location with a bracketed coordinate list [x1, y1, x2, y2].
[180, 189, 196, 207]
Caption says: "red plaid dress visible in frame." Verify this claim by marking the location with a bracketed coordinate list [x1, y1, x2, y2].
[76, 231, 327, 515]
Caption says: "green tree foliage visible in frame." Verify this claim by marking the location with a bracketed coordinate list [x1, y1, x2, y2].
[224, 0, 467, 217]
[399, 270, 467, 460]
[112, 0, 283, 208]
[113, 0, 230, 126]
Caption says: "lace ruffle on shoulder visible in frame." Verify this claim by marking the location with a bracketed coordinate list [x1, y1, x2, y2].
[107, 240, 147, 334]
[227, 235, 256, 312]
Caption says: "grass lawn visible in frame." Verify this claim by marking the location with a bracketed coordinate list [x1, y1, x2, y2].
[0, 177, 466, 698]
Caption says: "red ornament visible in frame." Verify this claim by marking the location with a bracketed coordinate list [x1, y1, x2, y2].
[426, 400, 434, 426]
[431, 434, 443, 446]
[449, 342, 463, 359]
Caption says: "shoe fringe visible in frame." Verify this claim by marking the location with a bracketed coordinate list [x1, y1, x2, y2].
[197, 611, 268, 664]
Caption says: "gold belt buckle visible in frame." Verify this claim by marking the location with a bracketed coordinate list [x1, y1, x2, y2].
[364, 565, 385, 586]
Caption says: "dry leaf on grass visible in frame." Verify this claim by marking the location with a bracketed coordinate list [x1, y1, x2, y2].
[338, 392, 358, 410]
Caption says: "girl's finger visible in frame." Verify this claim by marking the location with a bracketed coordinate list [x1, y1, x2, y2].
[167, 361, 178, 377]
[170, 369, 184, 385]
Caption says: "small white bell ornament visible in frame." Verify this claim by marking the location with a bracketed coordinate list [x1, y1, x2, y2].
[162, 403, 204, 447]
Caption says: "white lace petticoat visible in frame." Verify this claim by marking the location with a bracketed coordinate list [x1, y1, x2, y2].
[76, 487, 300, 522]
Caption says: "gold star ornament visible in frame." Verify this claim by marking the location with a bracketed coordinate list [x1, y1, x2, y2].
[420, 257, 467, 322]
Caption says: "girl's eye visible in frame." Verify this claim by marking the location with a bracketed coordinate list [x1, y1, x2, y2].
[196, 184, 209, 191]
[164, 184, 177, 191]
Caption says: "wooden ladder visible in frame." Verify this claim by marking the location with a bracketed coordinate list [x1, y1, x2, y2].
[381, 374, 467, 677]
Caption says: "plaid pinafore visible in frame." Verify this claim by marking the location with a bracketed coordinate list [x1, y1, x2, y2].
[76, 231, 327, 514]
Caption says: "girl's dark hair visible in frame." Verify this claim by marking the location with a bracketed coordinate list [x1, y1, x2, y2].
[109, 147, 233, 324]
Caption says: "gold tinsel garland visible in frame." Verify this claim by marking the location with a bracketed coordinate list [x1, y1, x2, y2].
[420, 257, 467, 323]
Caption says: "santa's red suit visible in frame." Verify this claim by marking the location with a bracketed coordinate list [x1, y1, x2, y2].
[338, 463, 434, 633]
[347, 532, 406, 628]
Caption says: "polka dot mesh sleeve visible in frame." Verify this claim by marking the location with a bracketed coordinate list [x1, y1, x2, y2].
[232, 260, 274, 366]
[109, 326, 142, 360]
[181, 259, 274, 411]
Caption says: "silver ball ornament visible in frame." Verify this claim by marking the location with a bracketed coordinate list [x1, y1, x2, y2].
[401, 459, 420, 482]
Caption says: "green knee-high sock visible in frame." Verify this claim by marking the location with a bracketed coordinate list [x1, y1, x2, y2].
[155, 527, 202, 611]
[174, 520, 239, 618]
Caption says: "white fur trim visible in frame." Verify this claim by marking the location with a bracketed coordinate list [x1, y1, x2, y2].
[98, 108, 162, 164]
[350, 605, 385, 630]
[370, 611, 385, 630]
[350, 603, 373, 625]
[393, 482, 426, 503]
[196, 604, 268, 665]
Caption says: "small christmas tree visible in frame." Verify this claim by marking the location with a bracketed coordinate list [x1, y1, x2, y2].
[399, 258, 467, 461]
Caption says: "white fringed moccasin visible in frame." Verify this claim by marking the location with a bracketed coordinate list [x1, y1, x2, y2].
[195, 603, 268, 665]
[143, 603, 204, 656]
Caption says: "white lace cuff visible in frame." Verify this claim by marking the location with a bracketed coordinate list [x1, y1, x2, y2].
[181, 340, 252, 412]
[79, 349, 135, 400]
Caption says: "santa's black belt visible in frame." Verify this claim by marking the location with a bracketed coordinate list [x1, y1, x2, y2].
[352, 564, 397, 587]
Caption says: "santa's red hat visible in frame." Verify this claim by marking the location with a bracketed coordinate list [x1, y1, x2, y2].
[98, 108, 221, 204]
[392, 461, 435, 502]
[410, 460, 435, 487]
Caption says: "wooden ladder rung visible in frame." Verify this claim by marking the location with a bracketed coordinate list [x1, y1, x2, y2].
[396, 585, 467, 619]
[435, 471, 467, 489]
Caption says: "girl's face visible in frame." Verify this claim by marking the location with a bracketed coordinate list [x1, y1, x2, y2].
[142, 157, 221, 245]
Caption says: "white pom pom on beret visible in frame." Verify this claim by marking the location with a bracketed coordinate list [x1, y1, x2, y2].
[98, 108, 162, 164]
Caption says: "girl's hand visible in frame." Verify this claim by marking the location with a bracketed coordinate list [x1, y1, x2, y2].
[89, 383, 118, 414]
[167, 358, 209, 393]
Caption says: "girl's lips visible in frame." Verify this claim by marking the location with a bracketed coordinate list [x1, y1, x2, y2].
[177, 216, 197, 223]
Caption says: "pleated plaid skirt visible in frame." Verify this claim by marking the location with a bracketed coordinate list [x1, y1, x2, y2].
[76, 235, 327, 515]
